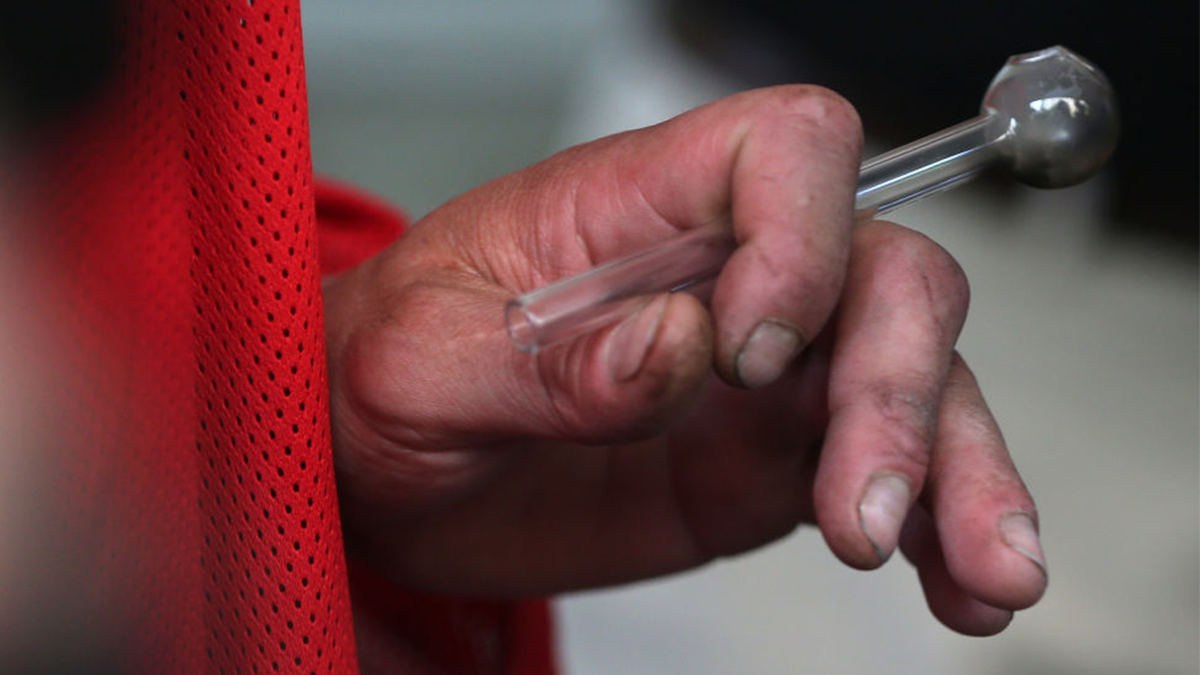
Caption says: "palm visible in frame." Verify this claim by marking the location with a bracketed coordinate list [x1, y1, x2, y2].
[430, 397, 825, 593]
[330, 257, 838, 595]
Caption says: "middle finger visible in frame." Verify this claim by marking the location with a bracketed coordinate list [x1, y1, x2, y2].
[812, 220, 971, 568]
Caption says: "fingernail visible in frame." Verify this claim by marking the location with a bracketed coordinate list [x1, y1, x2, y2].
[735, 319, 804, 388]
[1000, 512, 1047, 578]
[858, 473, 912, 563]
[608, 295, 669, 382]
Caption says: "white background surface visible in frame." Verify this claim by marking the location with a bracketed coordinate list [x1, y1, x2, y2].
[302, 2, 1199, 673]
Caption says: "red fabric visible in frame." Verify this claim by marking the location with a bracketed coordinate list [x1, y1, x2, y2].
[313, 178, 407, 276]
[15, 1, 556, 673]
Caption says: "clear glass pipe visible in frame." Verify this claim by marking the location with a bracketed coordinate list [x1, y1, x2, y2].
[505, 116, 1003, 354]
[506, 46, 1118, 354]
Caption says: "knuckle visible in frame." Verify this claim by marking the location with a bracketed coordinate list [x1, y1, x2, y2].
[345, 281, 443, 418]
[383, 278, 451, 335]
[866, 378, 941, 469]
[538, 339, 598, 433]
[926, 243, 971, 319]
[770, 84, 863, 139]
[743, 240, 832, 300]
[741, 84, 863, 160]
[860, 223, 972, 328]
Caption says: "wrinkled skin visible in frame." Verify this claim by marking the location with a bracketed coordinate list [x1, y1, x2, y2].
[324, 85, 1047, 636]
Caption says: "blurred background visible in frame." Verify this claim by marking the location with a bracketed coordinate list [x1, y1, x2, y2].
[299, 1, 1200, 673]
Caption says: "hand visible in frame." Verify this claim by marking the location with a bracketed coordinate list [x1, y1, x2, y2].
[323, 85, 1047, 636]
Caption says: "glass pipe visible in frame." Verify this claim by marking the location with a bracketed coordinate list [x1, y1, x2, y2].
[507, 46, 1118, 353]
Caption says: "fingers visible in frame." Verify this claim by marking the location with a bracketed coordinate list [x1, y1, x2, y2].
[813, 221, 971, 568]
[899, 505, 1015, 636]
[615, 85, 862, 387]
[806, 219, 1044, 631]
[466, 85, 862, 389]
[918, 355, 1048, 611]
[893, 356, 1046, 635]
[810, 219, 1045, 625]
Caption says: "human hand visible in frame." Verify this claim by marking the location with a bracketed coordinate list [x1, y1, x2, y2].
[323, 85, 1047, 635]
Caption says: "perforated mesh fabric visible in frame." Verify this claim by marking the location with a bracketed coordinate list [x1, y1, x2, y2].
[17, 1, 556, 673]
[179, 2, 358, 673]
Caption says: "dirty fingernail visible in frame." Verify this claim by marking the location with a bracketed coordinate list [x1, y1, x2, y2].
[858, 473, 912, 563]
[735, 319, 804, 388]
[608, 294, 669, 382]
[1000, 512, 1047, 578]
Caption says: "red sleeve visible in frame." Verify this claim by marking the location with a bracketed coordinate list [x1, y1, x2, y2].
[314, 178, 408, 276]
[347, 558, 557, 675]
[23, 0, 556, 671]
[313, 179, 559, 675]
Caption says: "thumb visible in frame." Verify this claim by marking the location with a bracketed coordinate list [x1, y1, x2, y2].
[533, 291, 714, 444]
[335, 275, 714, 455]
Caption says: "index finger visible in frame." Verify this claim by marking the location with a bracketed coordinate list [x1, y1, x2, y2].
[704, 87, 862, 387]
[600, 86, 863, 387]
[460, 86, 862, 382]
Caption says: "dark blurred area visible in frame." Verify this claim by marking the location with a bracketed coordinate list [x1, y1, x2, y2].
[665, 0, 1198, 247]
[0, 3, 128, 674]
[0, 1, 119, 130]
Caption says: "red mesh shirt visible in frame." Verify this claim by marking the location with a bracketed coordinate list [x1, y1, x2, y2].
[10, 1, 555, 673]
